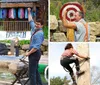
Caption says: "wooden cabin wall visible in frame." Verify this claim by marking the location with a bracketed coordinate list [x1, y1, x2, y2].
[0, 1, 48, 31]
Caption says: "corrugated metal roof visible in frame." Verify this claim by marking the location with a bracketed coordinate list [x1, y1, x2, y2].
[1, 0, 39, 2]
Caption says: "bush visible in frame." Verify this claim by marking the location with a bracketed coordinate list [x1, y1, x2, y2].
[0, 40, 30, 46]
[43, 26, 48, 39]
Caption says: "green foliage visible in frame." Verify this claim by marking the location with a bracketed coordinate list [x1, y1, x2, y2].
[19, 40, 30, 45]
[41, 74, 47, 83]
[50, 77, 64, 85]
[50, 76, 71, 85]
[0, 40, 11, 44]
[84, 1, 100, 21]
[50, 1, 62, 19]
[50, 0, 100, 21]
[43, 26, 48, 39]
[0, 40, 30, 46]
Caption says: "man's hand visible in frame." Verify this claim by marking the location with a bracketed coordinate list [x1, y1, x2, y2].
[84, 35, 88, 42]
[62, 10, 67, 18]
[28, 8, 31, 12]
[25, 52, 30, 57]
[28, 8, 33, 22]
[61, 10, 76, 29]
[25, 48, 37, 57]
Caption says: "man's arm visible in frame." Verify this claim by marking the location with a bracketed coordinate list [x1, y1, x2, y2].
[84, 23, 88, 42]
[28, 8, 33, 22]
[28, 8, 35, 32]
[72, 49, 87, 58]
[62, 11, 76, 29]
[80, 21, 88, 42]
[76, 53, 87, 58]
[26, 48, 37, 56]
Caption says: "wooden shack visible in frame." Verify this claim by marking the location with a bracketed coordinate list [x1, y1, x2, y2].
[0, 0, 48, 31]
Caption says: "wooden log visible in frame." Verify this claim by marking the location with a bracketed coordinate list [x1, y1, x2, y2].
[76, 43, 91, 85]
[67, 29, 74, 41]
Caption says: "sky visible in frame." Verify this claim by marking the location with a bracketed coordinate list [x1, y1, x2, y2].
[49, 42, 100, 79]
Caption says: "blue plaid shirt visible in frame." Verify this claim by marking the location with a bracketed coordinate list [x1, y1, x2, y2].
[29, 20, 44, 50]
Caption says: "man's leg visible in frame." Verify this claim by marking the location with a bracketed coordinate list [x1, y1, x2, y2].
[36, 66, 43, 85]
[74, 58, 80, 72]
[61, 58, 74, 76]
[67, 57, 80, 72]
[73, 57, 84, 76]
[29, 55, 38, 85]
[65, 65, 76, 84]
[61, 57, 77, 84]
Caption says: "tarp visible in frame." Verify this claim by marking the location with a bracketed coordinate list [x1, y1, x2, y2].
[2, 9, 7, 19]
[0, 43, 9, 55]
[38, 64, 47, 74]
[18, 8, 24, 19]
[8, 8, 16, 19]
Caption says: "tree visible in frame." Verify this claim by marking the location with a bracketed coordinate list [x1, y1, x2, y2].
[91, 66, 100, 85]
[50, 76, 71, 85]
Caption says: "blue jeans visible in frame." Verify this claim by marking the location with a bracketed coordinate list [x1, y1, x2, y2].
[29, 50, 43, 85]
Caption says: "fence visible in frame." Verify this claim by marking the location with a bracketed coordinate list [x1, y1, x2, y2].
[0, 21, 30, 31]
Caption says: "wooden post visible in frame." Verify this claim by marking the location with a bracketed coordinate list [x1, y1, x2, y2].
[76, 43, 91, 85]
[67, 29, 74, 41]
[10, 40, 15, 55]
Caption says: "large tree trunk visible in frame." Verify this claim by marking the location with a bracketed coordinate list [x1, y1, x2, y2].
[76, 43, 91, 85]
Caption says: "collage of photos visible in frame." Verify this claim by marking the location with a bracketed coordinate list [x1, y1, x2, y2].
[0, 0, 100, 85]
[0, 0, 48, 85]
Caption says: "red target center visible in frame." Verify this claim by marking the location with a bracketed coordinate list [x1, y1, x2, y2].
[60, 2, 83, 21]
[70, 13, 73, 17]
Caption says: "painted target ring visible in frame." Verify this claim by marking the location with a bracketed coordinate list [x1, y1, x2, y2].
[60, 2, 83, 21]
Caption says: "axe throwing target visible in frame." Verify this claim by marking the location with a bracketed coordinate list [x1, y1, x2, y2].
[60, 2, 83, 21]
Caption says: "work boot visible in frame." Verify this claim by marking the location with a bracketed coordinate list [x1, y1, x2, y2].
[76, 70, 85, 77]
[70, 74, 77, 85]
[73, 81, 77, 85]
